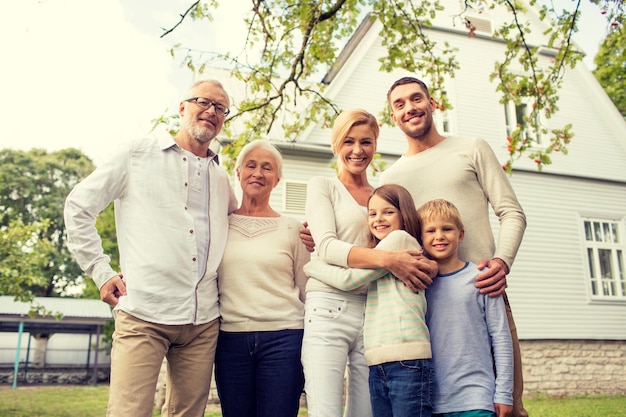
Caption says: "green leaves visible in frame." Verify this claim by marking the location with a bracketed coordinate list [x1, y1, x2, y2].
[491, 0, 584, 172]
[376, 0, 457, 113]
[0, 220, 51, 302]
[593, 21, 626, 118]
[162, 0, 623, 172]
[0, 148, 98, 299]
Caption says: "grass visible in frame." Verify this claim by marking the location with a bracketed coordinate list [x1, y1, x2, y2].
[0, 386, 113, 417]
[0, 385, 220, 417]
[0, 385, 625, 416]
[521, 393, 626, 417]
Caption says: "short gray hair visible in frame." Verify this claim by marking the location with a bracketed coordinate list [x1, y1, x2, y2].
[235, 140, 283, 179]
[182, 79, 230, 106]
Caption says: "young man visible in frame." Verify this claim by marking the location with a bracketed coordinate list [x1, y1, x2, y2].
[380, 77, 527, 417]
[419, 199, 513, 417]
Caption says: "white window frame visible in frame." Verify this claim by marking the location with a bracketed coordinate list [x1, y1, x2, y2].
[504, 99, 547, 146]
[582, 217, 626, 301]
[432, 78, 458, 136]
[433, 89, 453, 136]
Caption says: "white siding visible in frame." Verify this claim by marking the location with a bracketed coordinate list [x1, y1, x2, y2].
[501, 171, 626, 339]
[261, 154, 335, 222]
[532, 66, 626, 181]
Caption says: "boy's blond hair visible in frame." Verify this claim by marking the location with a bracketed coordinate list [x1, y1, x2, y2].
[417, 199, 464, 231]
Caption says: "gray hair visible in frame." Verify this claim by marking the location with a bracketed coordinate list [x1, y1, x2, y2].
[235, 140, 283, 179]
[182, 79, 230, 106]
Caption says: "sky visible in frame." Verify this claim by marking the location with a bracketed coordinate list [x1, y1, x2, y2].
[0, 0, 611, 166]
[0, 0, 247, 165]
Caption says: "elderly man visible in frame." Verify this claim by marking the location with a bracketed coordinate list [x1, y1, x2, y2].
[65, 80, 237, 417]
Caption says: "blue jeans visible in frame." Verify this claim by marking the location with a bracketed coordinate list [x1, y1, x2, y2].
[369, 359, 434, 417]
[214, 329, 304, 417]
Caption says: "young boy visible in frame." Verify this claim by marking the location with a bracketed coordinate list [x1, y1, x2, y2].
[418, 199, 513, 417]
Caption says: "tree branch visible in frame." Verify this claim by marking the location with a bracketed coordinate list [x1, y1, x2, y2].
[319, 0, 347, 22]
[161, 1, 200, 38]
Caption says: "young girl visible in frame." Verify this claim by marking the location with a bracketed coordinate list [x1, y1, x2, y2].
[304, 184, 433, 417]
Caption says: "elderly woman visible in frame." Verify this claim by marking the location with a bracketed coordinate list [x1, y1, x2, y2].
[214, 140, 310, 417]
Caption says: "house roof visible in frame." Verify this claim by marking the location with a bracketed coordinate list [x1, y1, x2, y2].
[0, 296, 112, 334]
[321, 13, 377, 85]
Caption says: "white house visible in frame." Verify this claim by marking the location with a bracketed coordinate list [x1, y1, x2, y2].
[204, 0, 626, 397]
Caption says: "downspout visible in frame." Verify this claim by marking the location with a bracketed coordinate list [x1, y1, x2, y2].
[12, 321, 24, 389]
[92, 324, 101, 385]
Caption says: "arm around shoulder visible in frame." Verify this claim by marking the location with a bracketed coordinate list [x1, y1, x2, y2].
[347, 231, 435, 290]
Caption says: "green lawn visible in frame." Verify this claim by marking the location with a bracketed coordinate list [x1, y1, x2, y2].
[0, 385, 625, 417]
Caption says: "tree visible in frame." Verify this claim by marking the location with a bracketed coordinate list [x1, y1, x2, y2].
[0, 148, 120, 352]
[0, 219, 54, 315]
[593, 20, 626, 118]
[158, 0, 624, 172]
[0, 148, 95, 300]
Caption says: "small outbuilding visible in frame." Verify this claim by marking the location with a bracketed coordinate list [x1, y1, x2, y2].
[0, 296, 112, 387]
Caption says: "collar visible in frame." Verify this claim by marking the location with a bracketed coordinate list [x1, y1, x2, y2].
[158, 135, 220, 164]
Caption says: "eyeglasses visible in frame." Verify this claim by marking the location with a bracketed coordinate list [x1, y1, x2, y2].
[185, 97, 230, 116]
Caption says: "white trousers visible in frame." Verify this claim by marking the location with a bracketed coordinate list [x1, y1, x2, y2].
[301, 291, 373, 417]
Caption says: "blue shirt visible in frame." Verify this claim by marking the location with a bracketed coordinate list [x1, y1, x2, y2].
[425, 262, 513, 413]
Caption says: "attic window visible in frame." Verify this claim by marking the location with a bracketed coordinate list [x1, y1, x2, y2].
[460, 0, 493, 34]
[434, 90, 452, 135]
[283, 180, 308, 214]
[504, 100, 546, 146]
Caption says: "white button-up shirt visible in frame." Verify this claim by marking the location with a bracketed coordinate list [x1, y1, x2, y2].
[64, 135, 237, 325]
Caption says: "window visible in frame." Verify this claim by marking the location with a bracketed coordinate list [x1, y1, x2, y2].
[433, 90, 452, 135]
[504, 100, 545, 146]
[283, 180, 308, 214]
[583, 218, 626, 300]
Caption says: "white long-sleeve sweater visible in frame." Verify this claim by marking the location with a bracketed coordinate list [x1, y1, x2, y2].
[217, 214, 310, 332]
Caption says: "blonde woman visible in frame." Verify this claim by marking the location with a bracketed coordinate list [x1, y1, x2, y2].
[302, 109, 435, 416]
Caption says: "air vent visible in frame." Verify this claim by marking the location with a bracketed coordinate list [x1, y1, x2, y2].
[284, 181, 308, 213]
[465, 15, 493, 35]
